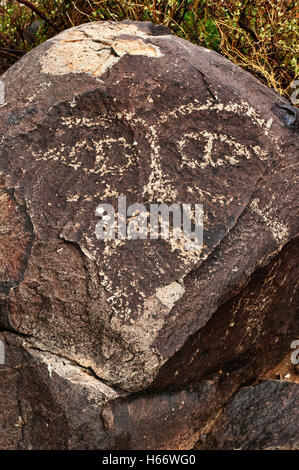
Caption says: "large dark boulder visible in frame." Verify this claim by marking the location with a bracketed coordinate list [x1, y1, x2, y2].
[0, 20, 298, 449]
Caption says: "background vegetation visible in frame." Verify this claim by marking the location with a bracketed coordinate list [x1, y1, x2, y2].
[0, 0, 298, 100]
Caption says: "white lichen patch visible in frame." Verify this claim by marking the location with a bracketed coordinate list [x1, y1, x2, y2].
[41, 22, 163, 76]
[155, 280, 185, 310]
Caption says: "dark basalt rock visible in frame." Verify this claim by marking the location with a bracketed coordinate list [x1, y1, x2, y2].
[0, 332, 115, 450]
[197, 380, 299, 450]
[0, 20, 298, 449]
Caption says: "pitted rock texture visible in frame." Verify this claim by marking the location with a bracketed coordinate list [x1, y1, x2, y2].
[0, 20, 298, 449]
[197, 380, 299, 450]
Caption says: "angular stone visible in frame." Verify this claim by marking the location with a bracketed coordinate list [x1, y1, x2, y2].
[0, 332, 118, 449]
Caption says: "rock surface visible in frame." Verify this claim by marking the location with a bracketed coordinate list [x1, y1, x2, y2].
[0, 20, 298, 449]
[197, 380, 299, 450]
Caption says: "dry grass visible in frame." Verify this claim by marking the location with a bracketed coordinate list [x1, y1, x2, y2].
[0, 0, 298, 99]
